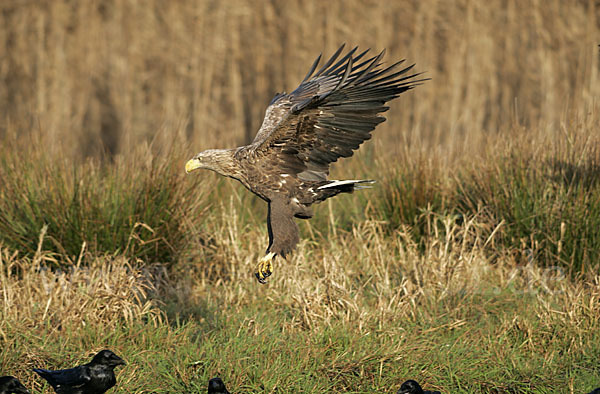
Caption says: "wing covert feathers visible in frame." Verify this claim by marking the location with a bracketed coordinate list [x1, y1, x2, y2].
[241, 44, 426, 192]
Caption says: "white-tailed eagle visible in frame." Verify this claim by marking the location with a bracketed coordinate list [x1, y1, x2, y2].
[186, 44, 426, 283]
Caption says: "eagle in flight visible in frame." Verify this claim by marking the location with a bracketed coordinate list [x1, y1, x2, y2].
[186, 44, 425, 283]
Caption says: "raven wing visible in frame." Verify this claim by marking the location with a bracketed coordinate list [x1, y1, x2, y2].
[33, 366, 91, 390]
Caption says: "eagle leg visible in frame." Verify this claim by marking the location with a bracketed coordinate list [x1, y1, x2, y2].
[255, 252, 276, 284]
[254, 198, 299, 284]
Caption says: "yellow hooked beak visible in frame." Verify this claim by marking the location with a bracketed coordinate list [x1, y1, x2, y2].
[185, 158, 201, 173]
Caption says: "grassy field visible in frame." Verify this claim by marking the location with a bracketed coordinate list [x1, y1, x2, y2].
[1, 1, 600, 393]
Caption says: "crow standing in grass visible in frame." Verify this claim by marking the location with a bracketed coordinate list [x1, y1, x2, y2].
[397, 379, 441, 394]
[587, 388, 600, 394]
[186, 44, 426, 283]
[0, 376, 29, 394]
[32, 350, 125, 394]
[208, 377, 230, 394]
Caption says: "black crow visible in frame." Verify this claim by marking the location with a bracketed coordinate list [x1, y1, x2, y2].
[0, 376, 29, 394]
[32, 350, 125, 394]
[208, 377, 230, 394]
[587, 388, 600, 394]
[397, 379, 440, 394]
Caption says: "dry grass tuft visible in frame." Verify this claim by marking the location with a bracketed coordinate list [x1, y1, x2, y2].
[0, 229, 164, 335]
[174, 202, 600, 342]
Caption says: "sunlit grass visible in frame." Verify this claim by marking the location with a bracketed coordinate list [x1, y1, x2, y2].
[0, 112, 598, 392]
[2, 207, 599, 392]
[0, 143, 210, 266]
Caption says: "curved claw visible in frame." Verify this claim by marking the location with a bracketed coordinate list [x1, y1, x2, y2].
[255, 252, 275, 284]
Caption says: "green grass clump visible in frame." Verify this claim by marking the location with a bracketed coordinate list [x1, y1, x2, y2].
[360, 133, 600, 274]
[372, 159, 447, 240]
[0, 144, 208, 265]
[457, 152, 600, 273]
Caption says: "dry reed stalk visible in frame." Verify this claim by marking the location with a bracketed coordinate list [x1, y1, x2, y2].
[0, 1, 597, 162]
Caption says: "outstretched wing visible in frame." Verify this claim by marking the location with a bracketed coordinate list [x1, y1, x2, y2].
[239, 44, 427, 182]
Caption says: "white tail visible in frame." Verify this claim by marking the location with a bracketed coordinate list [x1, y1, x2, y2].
[317, 179, 375, 190]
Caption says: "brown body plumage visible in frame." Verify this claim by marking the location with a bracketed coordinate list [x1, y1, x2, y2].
[186, 44, 426, 283]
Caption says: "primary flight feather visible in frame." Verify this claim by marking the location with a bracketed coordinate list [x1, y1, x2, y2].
[186, 44, 426, 283]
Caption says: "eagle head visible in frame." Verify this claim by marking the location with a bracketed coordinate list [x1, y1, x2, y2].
[185, 149, 236, 176]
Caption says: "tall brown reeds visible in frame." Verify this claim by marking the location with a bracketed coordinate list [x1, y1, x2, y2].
[0, 0, 597, 161]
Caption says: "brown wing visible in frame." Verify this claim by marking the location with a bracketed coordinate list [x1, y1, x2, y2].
[237, 44, 427, 182]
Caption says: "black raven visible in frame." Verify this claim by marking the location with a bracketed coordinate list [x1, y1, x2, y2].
[587, 388, 600, 394]
[208, 377, 230, 394]
[397, 379, 440, 394]
[0, 376, 29, 394]
[32, 350, 125, 394]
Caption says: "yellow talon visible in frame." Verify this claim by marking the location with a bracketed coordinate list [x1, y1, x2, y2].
[255, 252, 275, 284]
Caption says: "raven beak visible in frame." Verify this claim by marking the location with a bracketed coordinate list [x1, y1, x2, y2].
[185, 158, 201, 173]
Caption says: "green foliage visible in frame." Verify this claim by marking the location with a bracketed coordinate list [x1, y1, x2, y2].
[372, 160, 447, 242]
[0, 146, 208, 265]
[2, 133, 599, 276]
[362, 143, 600, 273]
[457, 153, 600, 273]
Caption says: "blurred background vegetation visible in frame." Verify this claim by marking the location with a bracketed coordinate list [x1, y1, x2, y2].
[0, 0, 597, 156]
